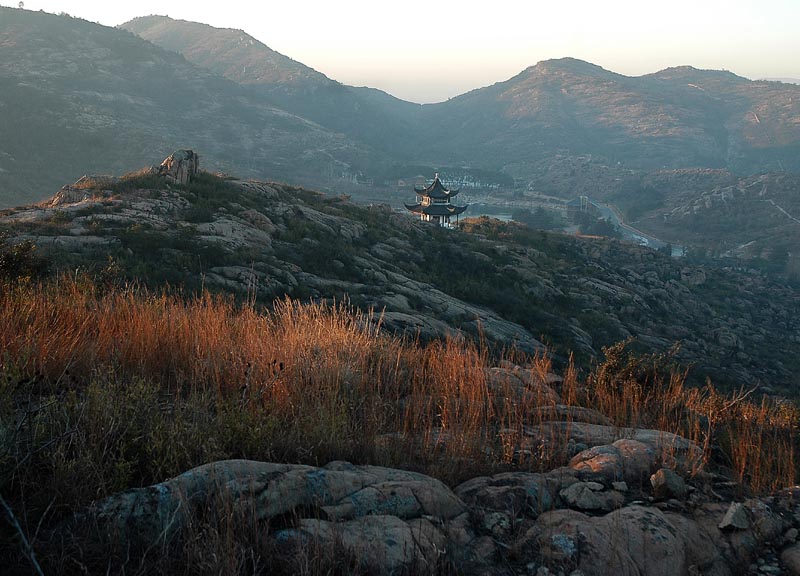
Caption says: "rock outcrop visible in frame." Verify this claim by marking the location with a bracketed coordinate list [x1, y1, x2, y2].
[159, 149, 199, 184]
[43, 361, 798, 576]
[52, 460, 800, 576]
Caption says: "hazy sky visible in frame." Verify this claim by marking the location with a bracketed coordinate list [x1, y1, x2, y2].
[5, 0, 800, 102]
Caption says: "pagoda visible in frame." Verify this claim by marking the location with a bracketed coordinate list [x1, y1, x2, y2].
[404, 173, 468, 227]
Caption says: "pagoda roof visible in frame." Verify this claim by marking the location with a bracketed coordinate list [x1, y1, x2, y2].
[414, 173, 460, 199]
[405, 203, 469, 217]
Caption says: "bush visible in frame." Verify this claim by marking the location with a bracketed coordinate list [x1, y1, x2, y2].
[0, 235, 48, 281]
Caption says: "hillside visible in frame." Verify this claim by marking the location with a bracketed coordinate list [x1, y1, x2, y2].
[0, 8, 379, 208]
[122, 15, 327, 87]
[2, 152, 799, 395]
[615, 170, 800, 269]
[121, 15, 423, 158]
[3, 263, 798, 576]
[1, 156, 799, 576]
[116, 15, 800, 267]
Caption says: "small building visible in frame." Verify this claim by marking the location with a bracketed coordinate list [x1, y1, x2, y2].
[405, 173, 468, 227]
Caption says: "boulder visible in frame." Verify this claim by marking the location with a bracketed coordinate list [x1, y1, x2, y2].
[782, 543, 800, 576]
[568, 438, 660, 486]
[528, 422, 702, 471]
[559, 481, 624, 512]
[606, 506, 688, 576]
[277, 515, 442, 575]
[159, 149, 199, 184]
[719, 502, 749, 531]
[455, 471, 558, 519]
[570, 444, 624, 482]
[48, 458, 790, 576]
[662, 512, 730, 576]
[532, 509, 640, 575]
[53, 459, 465, 558]
[531, 506, 687, 576]
[613, 439, 659, 485]
[239, 209, 277, 234]
[194, 216, 273, 249]
[651, 468, 688, 500]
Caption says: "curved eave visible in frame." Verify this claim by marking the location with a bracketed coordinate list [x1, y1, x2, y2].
[413, 190, 461, 201]
[414, 177, 460, 200]
[405, 203, 469, 217]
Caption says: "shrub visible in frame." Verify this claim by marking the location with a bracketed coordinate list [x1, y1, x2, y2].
[0, 235, 48, 281]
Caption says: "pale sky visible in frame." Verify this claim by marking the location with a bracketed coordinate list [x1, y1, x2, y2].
[4, 0, 800, 102]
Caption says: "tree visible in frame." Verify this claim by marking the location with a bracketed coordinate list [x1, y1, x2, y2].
[512, 207, 562, 230]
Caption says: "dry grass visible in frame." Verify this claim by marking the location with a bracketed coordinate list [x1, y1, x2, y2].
[580, 340, 798, 492]
[0, 276, 797, 573]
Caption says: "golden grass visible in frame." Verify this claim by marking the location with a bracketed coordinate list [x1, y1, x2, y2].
[0, 276, 796, 506]
[581, 340, 797, 492]
[0, 275, 797, 575]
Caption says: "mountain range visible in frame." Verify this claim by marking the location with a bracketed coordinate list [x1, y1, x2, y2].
[123, 15, 800, 176]
[3, 8, 800, 270]
[0, 8, 378, 208]
[3, 9, 800, 204]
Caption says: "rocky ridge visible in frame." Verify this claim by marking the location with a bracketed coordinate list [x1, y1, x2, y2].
[2, 152, 799, 392]
[122, 16, 800, 177]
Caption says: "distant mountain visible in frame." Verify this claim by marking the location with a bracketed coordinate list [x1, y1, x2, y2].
[121, 16, 422, 158]
[418, 59, 800, 176]
[6, 7, 800, 253]
[0, 8, 378, 208]
[760, 77, 800, 85]
[119, 17, 800, 179]
[122, 15, 328, 88]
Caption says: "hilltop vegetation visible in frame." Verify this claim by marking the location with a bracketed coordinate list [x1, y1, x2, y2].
[2, 160, 799, 395]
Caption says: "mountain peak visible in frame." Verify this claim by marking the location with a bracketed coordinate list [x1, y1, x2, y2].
[525, 58, 616, 78]
[121, 14, 327, 87]
[649, 65, 749, 84]
[123, 14, 245, 39]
